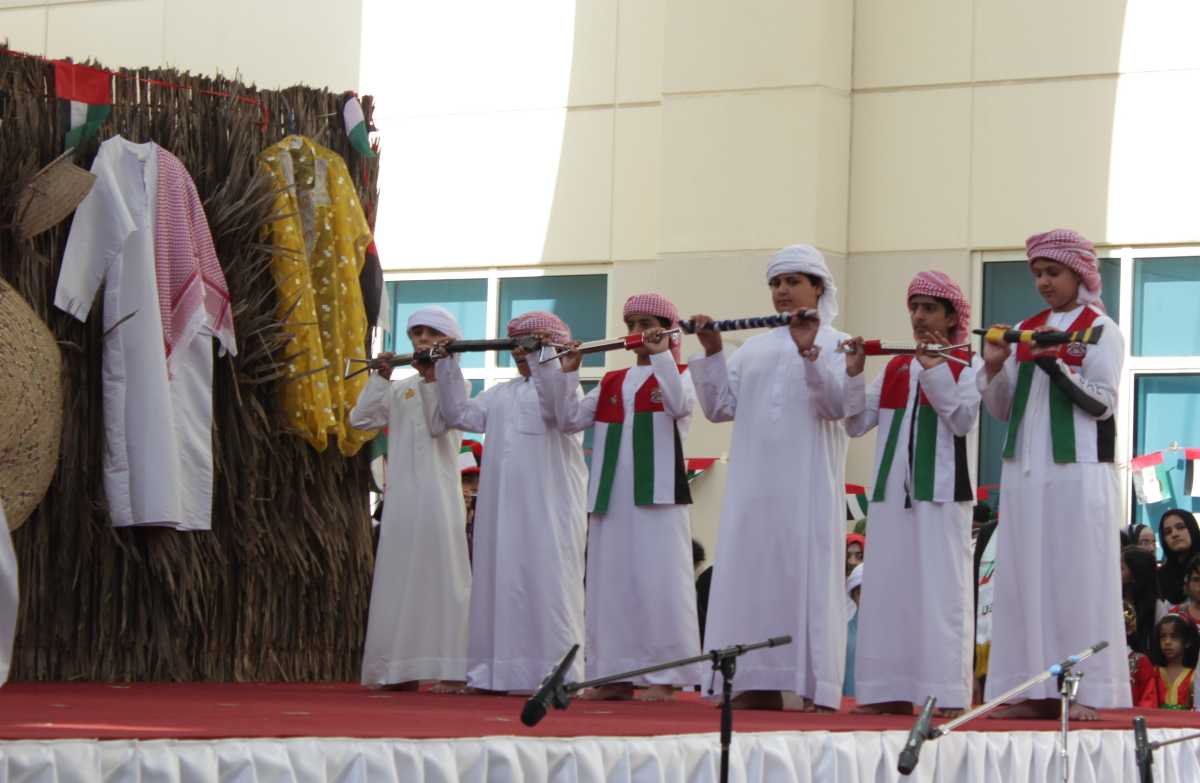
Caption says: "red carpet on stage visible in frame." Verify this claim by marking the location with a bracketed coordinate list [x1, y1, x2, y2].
[0, 683, 1197, 741]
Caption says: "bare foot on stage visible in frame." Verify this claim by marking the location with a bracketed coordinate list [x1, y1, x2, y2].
[461, 686, 507, 695]
[634, 685, 675, 702]
[853, 701, 913, 716]
[430, 681, 467, 694]
[730, 690, 784, 710]
[1069, 703, 1100, 721]
[935, 708, 964, 719]
[579, 683, 635, 701]
[988, 698, 1062, 720]
[381, 681, 420, 692]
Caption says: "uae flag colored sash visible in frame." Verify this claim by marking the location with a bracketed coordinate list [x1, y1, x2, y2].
[1185, 448, 1200, 498]
[872, 354, 973, 504]
[1002, 306, 1112, 464]
[589, 366, 692, 514]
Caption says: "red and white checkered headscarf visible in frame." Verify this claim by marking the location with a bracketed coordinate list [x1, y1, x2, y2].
[623, 293, 681, 361]
[1025, 229, 1103, 308]
[907, 270, 970, 344]
[506, 310, 571, 344]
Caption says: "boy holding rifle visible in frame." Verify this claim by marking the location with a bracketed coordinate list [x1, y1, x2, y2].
[687, 244, 851, 711]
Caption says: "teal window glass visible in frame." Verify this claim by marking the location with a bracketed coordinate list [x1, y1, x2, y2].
[1133, 257, 1200, 357]
[387, 279, 488, 367]
[977, 259, 1119, 507]
[391, 281, 489, 367]
[498, 275, 607, 368]
[1132, 374, 1200, 523]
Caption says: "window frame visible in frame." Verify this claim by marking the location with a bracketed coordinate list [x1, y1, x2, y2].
[379, 264, 611, 391]
[974, 246, 1200, 519]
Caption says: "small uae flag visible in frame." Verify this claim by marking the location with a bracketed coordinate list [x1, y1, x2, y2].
[1185, 448, 1200, 497]
[846, 483, 870, 521]
[1131, 451, 1169, 505]
[685, 457, 717, 483]
[54, 61, 111, 149]
[342, 93, 378, 158]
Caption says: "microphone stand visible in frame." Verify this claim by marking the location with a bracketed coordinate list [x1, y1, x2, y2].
[1132, 716, 1200, 783]
[523, 635, 791, 783]
[898, 642, 1108, 777]
[1056, 668, 1083, 783]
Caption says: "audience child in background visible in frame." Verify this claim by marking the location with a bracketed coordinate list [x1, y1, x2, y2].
[1122, 546, 1162, 653]
[1146, 615, 1199, 710]
[845, 533, 865, 579]
[1128, 600, 1157, 708]
[1159, 510, 1200, 605]
[1168, 554, 1200, 630]
[843, 564, 863, 698]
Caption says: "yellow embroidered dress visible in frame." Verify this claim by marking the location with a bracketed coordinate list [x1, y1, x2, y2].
[260, 136, 374, 455]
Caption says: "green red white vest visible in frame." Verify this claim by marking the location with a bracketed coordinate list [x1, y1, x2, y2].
[588, 365, 692, 514]
[1002, 305, 1115, 464]
[871, 355, 974, 504]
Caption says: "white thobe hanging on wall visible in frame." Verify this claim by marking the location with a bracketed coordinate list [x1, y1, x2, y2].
[689, 326, 849, 708]
[54, 137, 236, 530]
[978, 305, 1129, 707]
[435, 357, 587, 692]
[550, 352, 703, 686]
[845, 358, 980, 709]
[350, 373, 470, 685]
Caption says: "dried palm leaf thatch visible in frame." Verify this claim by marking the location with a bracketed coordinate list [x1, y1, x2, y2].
[0, 47, 379, 681]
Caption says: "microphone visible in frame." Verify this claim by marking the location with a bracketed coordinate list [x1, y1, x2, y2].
[897, 695, 937, 776]
[520, 643, 579, 727]
[1134, 716, 1154, 783]
[1049, 640, 1109, 676]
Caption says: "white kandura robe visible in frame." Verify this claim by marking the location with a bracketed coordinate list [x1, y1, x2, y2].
[978, 306, 1129, 707]
[689, 325, 849, 708]
[350, 373, 470, 685]
[435, 357, 587, 692]
[550, 351, 703, 686]
[54, 137, 234, 530]
[0, 503, 16, 685]
[845, 358, 980, 709]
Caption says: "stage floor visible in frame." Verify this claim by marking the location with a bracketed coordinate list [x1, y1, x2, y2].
[0, 682, 1197, 741]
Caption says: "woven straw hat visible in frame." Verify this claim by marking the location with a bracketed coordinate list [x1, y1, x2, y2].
[0, 280, 63, 530]
[15, 149, 96, 241]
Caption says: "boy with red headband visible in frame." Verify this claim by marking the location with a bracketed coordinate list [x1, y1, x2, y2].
[434, 311, 588, 693]
[548, 293, 702, 701]
[978, 229, 1128, 719]
[843, 271, 980, 717]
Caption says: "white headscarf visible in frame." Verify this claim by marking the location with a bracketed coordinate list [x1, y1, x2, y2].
[765, 244, 839, 324]
[406, 305, 462, 339]
[845, 563, 863, 621]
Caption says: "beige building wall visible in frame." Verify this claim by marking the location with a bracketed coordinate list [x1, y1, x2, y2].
[361, 0, 853, 564]
[847, 0, 1200, 487]
[23, 0, 1196, 562]
[0, 0, 363, 91]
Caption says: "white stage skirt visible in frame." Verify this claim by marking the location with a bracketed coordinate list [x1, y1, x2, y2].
[1, 728, 1196, 782]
